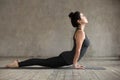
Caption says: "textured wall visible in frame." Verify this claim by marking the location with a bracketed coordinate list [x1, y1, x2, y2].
[0, 0, 120, 58]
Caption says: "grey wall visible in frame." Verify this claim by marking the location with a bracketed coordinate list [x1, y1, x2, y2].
[0, 0, 120, 58]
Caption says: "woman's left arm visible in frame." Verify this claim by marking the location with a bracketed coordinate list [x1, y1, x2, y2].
[73, 30, 85, 68]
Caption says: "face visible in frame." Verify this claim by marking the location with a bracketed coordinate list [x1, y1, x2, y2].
[78, 13, 88, 24]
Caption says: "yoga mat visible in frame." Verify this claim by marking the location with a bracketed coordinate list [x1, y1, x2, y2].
[0, 66, 106, 70]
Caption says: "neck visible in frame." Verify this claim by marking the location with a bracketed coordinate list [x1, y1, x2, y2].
[78, 24, 85, 31]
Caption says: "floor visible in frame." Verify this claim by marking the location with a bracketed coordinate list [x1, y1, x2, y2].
[0, 57, 120, 80]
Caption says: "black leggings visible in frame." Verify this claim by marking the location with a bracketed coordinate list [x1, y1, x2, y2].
[18, 55, 70, 68]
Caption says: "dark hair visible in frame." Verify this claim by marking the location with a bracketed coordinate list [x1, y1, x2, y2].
[68, 11, 81, 27]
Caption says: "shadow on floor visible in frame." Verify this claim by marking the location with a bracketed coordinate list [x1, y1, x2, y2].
[0, 66, 106, 70]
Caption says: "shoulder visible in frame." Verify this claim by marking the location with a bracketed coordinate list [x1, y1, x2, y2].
[75, 30, 85, 40]
[77, 30, 84, 35]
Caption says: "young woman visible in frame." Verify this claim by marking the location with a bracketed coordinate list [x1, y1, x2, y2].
[5, 11, 90, 69]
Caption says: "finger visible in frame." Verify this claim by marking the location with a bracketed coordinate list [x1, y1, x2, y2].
[80, 65, 84, 67]
[78, 66, 85, 69]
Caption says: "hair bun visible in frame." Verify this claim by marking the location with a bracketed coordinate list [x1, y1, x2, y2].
[69, 12, 74, 18]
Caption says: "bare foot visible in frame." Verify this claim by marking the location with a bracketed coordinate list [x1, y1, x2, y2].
[5, 59, 19, 68]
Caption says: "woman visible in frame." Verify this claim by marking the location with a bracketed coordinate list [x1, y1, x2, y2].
[5, 11, 90, 69]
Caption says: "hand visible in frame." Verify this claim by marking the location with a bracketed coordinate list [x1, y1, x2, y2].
[73, 63, 85, 69]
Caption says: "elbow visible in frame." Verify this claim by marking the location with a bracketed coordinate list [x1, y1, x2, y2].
[76, 49, 81, 54]
[77, 49, 81, 53]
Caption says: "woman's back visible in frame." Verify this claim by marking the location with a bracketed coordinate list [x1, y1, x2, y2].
[59, 29, 90, 65]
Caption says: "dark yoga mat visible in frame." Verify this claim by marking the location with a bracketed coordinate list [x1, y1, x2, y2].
[0, 66, 106, 70]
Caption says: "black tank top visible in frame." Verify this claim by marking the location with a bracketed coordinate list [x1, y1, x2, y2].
[59, 29, 90, 65]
